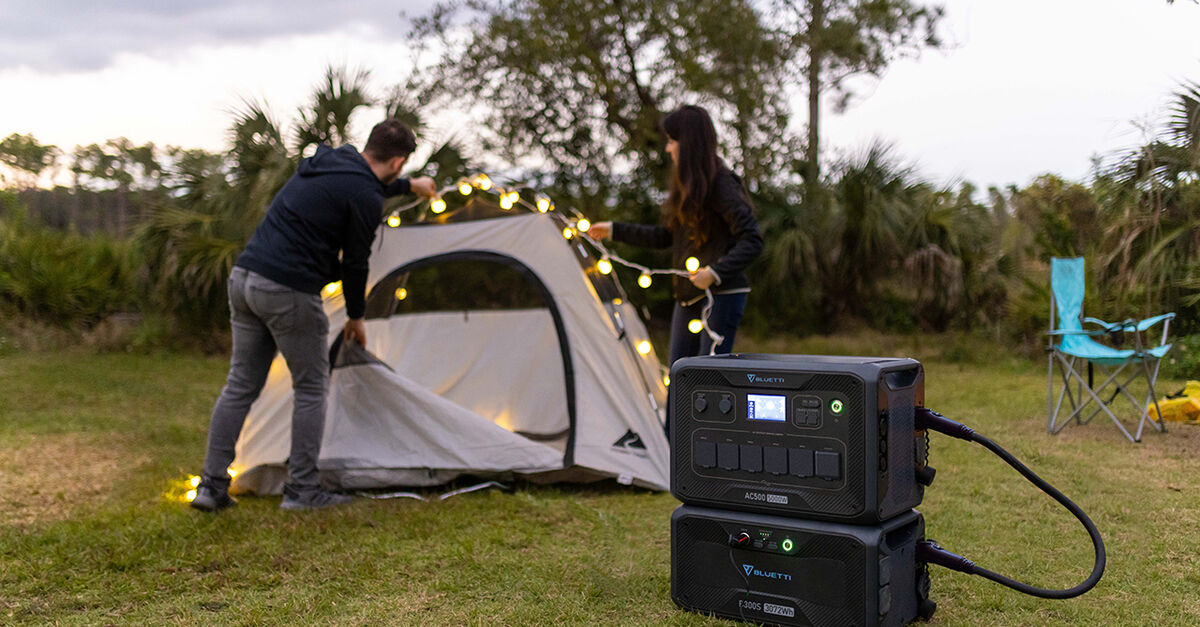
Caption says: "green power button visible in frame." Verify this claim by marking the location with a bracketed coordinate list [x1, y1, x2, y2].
[781, 538, 794, 552]
[830, 399, 844, 414]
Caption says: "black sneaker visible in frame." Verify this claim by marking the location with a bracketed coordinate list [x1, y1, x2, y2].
[190, 485, 237, 513]
[280, 489, 354, 511]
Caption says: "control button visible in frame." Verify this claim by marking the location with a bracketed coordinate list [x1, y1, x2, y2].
[694, 441, 717, 469]
[730, 532, 751, 547]
[693, 393, 708, 414]
[739, 445, 763, 473]
[764, 447, 788, 475]
[807, 409, 820, 426]
[788, 448, 814, 478]
[879, 555, 892, 585]
[718, 442, 739, 470]
[766, 541, 778, 551]
[879, 584, 892, 615]
[718, 394, 733, 415]
[815, 451, 841, 480]
[752, 540, 764, 549]
[781, 538, 794, 553]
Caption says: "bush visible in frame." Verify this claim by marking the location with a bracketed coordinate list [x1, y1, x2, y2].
[0, 196, 138, 326]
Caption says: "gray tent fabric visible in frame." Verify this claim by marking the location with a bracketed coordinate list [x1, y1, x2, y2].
[229, 212, 670, 493]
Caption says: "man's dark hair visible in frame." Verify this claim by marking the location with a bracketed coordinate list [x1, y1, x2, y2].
[364, 119, 417, 161]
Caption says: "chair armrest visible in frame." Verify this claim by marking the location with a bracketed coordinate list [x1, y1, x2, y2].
[1133, 312, 1175, 332]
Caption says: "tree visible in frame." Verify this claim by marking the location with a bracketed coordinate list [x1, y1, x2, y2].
[768, 0, 943, 199]
[0, 133, 60, 189]
[410, 0, 792, 221]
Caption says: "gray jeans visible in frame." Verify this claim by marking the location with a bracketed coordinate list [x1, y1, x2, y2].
[202, 267, 330, 493]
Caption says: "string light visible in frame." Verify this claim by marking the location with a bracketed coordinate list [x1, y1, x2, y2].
[663, 374, 670, 386]
[395, 287, 408, 300]
[189, 475, 200, 488]
[186, 489, 197, 502]
[374, 170, 725, 356]
[323, 282, 341, 297]
[637, 340, 652, 355]
[227, 468, 239, 479]
[387, 214, 401, 227]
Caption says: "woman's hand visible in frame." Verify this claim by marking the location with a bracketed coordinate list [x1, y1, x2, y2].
[689, 267, 717, 290]
[587, 221, 613, 240]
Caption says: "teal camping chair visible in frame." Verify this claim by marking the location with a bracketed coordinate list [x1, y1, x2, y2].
[1047, 257, 1174, 442]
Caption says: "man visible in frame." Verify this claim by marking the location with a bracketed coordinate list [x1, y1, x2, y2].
[190, 119, 436, 512]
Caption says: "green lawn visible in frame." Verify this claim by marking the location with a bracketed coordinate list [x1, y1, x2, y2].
[2, 334, 1199, 625]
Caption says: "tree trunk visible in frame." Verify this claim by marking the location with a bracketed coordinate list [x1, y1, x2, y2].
[805, 0, 825, 200]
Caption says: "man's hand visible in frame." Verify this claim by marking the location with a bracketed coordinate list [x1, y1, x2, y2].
[410, 176, 438, 198]
[344, 318, 367, 346]
[587, 221, 613, 240]
[689, 267, 717, 290]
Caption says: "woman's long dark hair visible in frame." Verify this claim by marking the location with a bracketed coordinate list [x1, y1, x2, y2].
[662, 105, 719, 243]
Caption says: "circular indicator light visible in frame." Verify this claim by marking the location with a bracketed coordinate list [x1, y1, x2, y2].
[830, 399, 844, 414]
[781, 538, 794, 552]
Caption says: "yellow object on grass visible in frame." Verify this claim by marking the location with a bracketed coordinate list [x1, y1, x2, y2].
[1148, 380, 1200, 424]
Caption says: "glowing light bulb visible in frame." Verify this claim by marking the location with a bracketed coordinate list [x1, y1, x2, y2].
[597, 258, 613, 275]
[323, 282, 341, 297]
[227, 468, 239, 479]
[386, 214, 401, 227]
[500, 196, 513, 210]
[637, 340, 652, 355]
[563, 227, 574, 239]
[431, 198, 447, 214]
[638, 273, 652, 288]
[576, 218, 591, 233]
[685, 257, 700, 273]
[395, 287, 408, 300]
[458, 180, 473, 195]
[536, 197, 551, 212]
[663, 374, 670, 386]
[508, 191, 520, 204]
[186, 489, 197, 502]
[688, 319, 704, 334]
[475, 174, 492, 190]
[189, 475, 200, 488]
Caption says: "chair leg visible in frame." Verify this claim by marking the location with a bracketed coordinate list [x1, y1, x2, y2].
[1050, 353, 1080, 434]
[1056, 357, 1138, 442]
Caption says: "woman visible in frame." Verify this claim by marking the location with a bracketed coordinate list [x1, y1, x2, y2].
[590, 105, 763, 365]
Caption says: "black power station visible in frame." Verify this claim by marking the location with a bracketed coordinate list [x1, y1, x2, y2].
[667, 354, 1106, 627]
[672, 506, 929, 627]
[670, 355, 932, 523]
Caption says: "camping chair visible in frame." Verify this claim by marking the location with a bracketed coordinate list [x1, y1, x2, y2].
[1046, 257, 1174, 442]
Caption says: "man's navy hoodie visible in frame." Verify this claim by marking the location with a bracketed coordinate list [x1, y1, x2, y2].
[235, 144, 410, 320]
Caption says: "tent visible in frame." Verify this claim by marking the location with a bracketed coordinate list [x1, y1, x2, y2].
[229, 194, 670, 493]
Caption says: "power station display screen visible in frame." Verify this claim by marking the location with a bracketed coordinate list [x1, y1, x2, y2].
[747, 394, 786, 421]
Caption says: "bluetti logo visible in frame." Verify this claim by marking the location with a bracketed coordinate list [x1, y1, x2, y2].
[741, 563, 792, 581]
[746, 373, 785, 384]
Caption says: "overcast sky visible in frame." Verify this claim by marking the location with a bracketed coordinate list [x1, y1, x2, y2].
[2, 0, 1199, 190]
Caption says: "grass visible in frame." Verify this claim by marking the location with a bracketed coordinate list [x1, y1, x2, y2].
[2, 333, 1200, 625]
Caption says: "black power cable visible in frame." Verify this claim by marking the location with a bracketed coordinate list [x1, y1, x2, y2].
[914, 407, 1107, 599]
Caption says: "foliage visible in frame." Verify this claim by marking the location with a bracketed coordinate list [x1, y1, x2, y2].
[0, 194, 136, 326]
[0, 133, 59, 188]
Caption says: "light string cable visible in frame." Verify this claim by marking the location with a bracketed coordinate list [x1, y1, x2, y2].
[385, 173, 725, 353]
